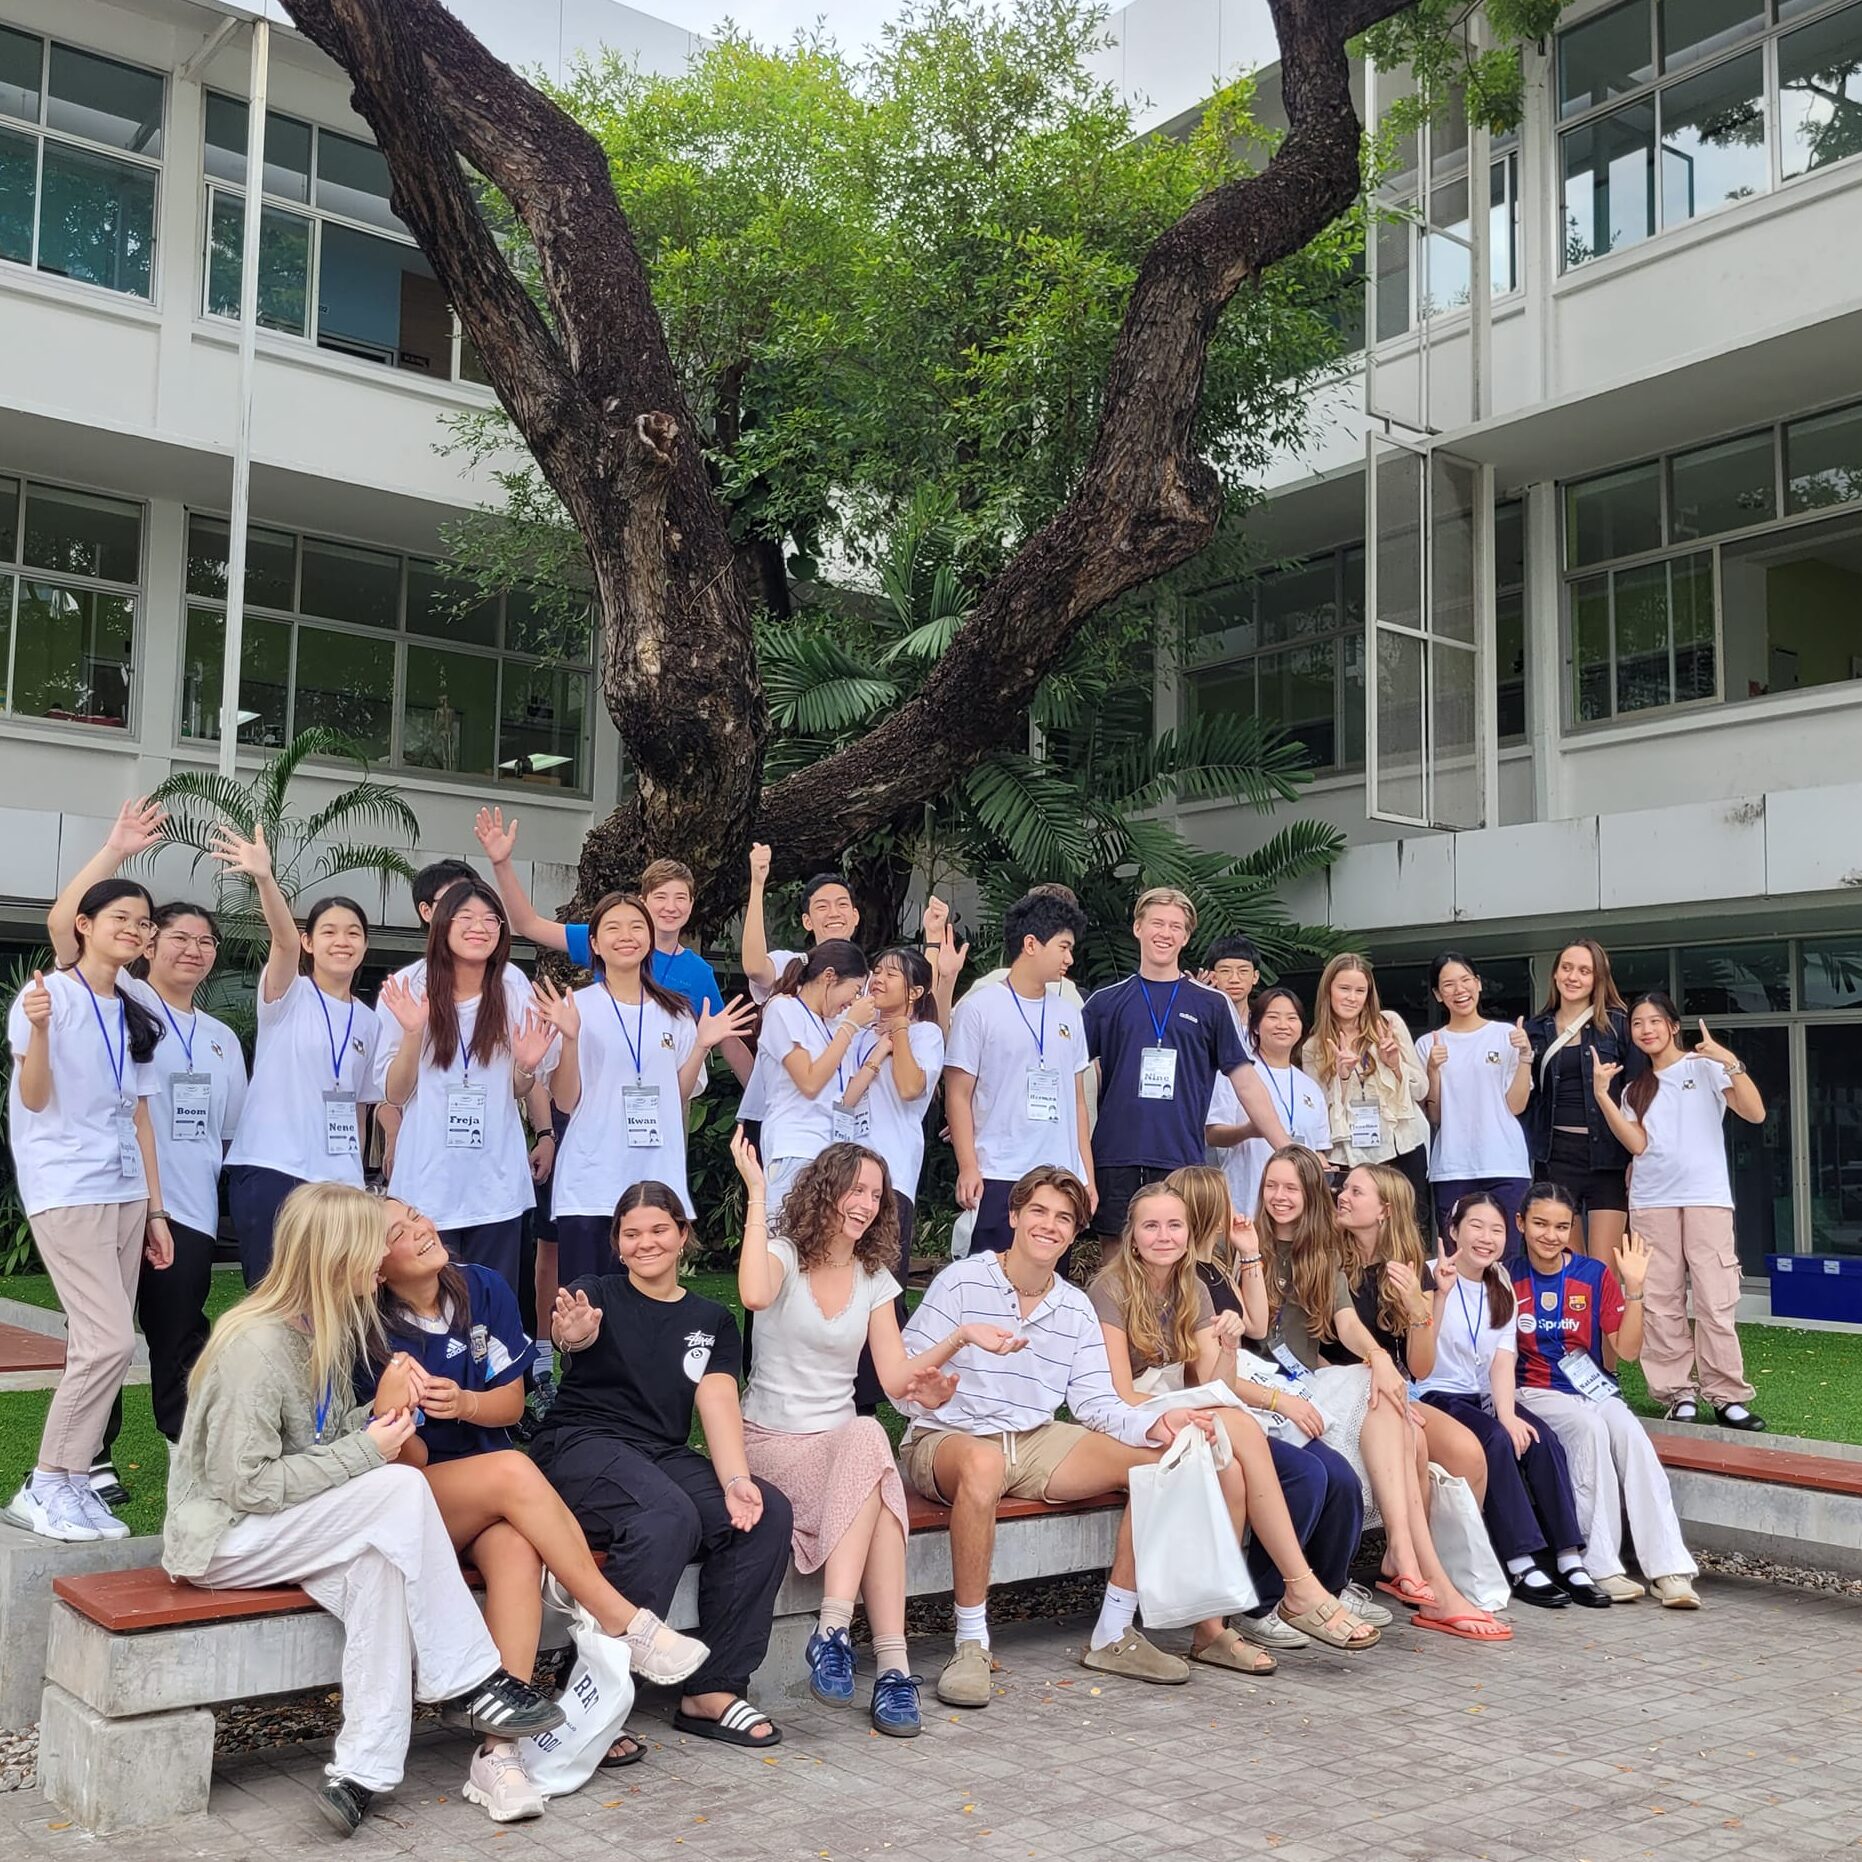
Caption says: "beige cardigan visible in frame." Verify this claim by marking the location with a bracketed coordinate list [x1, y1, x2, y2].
[1301, 1010, 1431, 1165]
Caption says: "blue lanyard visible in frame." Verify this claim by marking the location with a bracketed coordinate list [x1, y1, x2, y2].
[313, 1378, 334, 1444]
[1007, 985, 1048, 1061]
[314, 987, 357, 1088]
[1262, 1063, 1298, 1129]
[1453, 1278, 1485, 1360]
[1135, 976, 1182, 1046]
[159, 999, 197, 1070]
[75, 972, 128, 1097]
[853, 1033, 879, 1071]
[806, 1004, 846, 1095]
[608, 985, 647, 1079]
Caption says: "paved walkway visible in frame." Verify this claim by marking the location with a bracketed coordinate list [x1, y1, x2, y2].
[8, 1572, 1862, 1860]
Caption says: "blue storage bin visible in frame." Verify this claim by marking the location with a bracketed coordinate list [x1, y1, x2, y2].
[1767, 1254, 1862, 1324]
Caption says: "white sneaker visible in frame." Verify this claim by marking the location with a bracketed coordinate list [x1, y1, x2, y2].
[1235, 1609, 1310, 1652]
[463, 1744, 545, 1823]
[1652, 1573, 1701, 1610]
[4, 1479, 102, 1543]
[1597, 1573, 1646, 1603]
[622, 1607, 710, 1686]
[70, 1479, 131, 1541]
[1341, 1582, 1395, 1628]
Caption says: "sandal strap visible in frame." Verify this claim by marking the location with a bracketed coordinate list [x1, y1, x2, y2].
[719, 1698, 770, 1734]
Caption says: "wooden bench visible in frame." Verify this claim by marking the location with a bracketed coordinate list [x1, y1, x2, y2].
[38, 1487, 1124, 1834]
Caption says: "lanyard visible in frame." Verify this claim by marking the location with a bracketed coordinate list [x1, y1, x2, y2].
[1263, 1063, 1298, 1129]
[853, 1033, 880, 1071]
[1135, 977, 1182, 1046]
[1453, 1278, 1485, 1361]
[75, 972, 128, 1096]
[313, 1378, 334, 1444]
[806, 1004, 846, 1095]
[1007, 985, 1048, 1061]
[314, 987, 357, 1088]
[159, 998, 198, 1070]
[608, 985, 648, 1080]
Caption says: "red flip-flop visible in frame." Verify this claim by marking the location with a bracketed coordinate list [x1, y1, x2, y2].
[1413, 1612, 1513, 1642]
[1376, 1573, 1437, 1609]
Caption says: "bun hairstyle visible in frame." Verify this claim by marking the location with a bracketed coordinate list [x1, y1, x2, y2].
[873, 946, 937, 1024]
[772, 938, 869, 998]
[585, 891, 691, 1021]
[298, 896, 370, 977]
[70, 879, 162, 1062]
[1446, 1189, 1516, 1328]
[1622, 990, 1683, 1120]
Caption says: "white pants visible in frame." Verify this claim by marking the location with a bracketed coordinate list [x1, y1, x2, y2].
[202, 1463, 500, 1791]
[1526, 1388, 1697, 1584]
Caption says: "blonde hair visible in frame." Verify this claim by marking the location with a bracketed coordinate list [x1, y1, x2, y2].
[189, 1182, 387, 1409]
[1132, 886, 1197, 935]
[1165, 1163, 1234, 1269]
[1338, 1162, 1429, 1341]
[1258, 1144, 1349, 1343]
[1092, 1183, 1203, 1372]
[1309, 952, 1390, 1080]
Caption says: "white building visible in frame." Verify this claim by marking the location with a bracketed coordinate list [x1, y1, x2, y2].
[1093, 0, 1862, 1281]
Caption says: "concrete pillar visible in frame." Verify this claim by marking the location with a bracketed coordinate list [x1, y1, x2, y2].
[38, 1680, 214, 1834]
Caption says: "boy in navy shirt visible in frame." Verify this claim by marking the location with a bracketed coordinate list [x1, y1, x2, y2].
[1083, 888, 1289, 1237]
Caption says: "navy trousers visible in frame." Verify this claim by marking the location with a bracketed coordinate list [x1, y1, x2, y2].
[441, 1216, 525, 1296]
[227, 1165, 304, 1288]
[1248, 1434, 1364, 1609]
[1421, 1390, 1582, 1562]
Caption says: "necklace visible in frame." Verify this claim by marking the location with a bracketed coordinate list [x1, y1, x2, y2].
[1001, 1259, 1056, 1302]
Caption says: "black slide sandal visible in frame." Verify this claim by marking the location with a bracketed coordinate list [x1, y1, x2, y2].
[598, 1732, 647, 1769]
[673, 1699, 782, 1748]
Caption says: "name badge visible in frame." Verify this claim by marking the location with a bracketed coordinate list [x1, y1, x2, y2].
[1269, 1339, 1316, 1389]
[323, 1089, 360, 1157]
[1559, 1349, 1619, 1404]
[445, 1084, 488, 1150]
[115, 1100, 140, 1177]
[1025, 1066, 1061, 1123]
[1349, 1099, 1384, 1150]
[832, 1102, 871, 1145]
[623, 1083, 663, 1148]
[1139, 1045, 1177, 1101]
[170, 1073, 213, 1145]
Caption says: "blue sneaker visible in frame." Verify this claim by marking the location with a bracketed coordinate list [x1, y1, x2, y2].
[805, 1626, 856, 1706]
[869, 1669, 922, 1739]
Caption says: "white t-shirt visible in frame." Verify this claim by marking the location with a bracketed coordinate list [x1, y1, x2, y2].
[1207, 1060, 1328, 1217]
[974, 966, 1096, 1125]
[225, 974, 380, 1186]
[371, 959, 426, 1099]
[945, 978, 1093, 1181]
[1624, 1056, 1734, 1211]
[1415, 1023, 1531, 1181]
[738, 946, 802, 1123]
[757, 993, 847, 1166]
[6, 971, 160, 1214]
[122, 977, 247, 1237]
[849, 1021, 945, 1200]
[740, 1235, 901, 1433]
[552, 983, 699, 1217]
[381, 968, 543, 1230]
[1416, 1272, 1517, 1399]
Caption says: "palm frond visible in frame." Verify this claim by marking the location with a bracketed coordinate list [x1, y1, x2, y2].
[1227, 820, 1348, 888]
[256, 728, 369, 824]
[1105, 714, 1312, 813]
[878, 608, 964, 667]
[147, 770, 259, 835]
[303, 842, 417, 890]
[958, 755, 1094, 878]
[760, 633, 900, 735]
[300, 782, 423, 848]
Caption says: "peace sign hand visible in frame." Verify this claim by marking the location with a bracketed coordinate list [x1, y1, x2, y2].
[1374, 1018, 1402, 1069]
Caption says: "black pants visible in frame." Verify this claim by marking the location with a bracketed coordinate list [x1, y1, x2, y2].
[539, 1430, 793, 1699]
[1385, 1142, 1432, 1220]
[554, 1214, 616, 1290]
[227, 1165, 304, 1288]
[1421, 1391, 1582, 1564]
[1544, 1127, 1630, 1217]
[101, 1219, 218, 1455]
[853, 1190, 916, 1413]
[442, 1216, 525, 1294]
[968, 1178, 1017, 1254]
[1092, 1162, 1178, 1239]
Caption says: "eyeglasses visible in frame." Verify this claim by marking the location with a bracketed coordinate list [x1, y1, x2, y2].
[160, 932, 220, 953]
[95, 914, 155, 935]
[452, 913, 505, 934]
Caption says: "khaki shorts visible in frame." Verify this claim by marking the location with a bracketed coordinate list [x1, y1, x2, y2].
[900, 1421, 1093, 1504]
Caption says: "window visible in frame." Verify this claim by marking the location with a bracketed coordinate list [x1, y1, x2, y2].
[0, 474, 141, 727]
[1558, 0, 1862, 270]
[0, 28, 162, 299]
[181, 515, 595, 788]
[201, 93, 478, 382]
[1495, 499, 1527, 740]
[1563, 395, 1862, 723]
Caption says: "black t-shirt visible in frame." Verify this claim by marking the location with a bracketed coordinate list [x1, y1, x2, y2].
[541, 1273, 742, 1453]
[1197, 1259, 1244, 1320]
[1550, 1043, 1588, 1126]
[1320, 1260, 1436, 1374]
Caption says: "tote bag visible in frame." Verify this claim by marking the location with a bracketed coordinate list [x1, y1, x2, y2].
[1127, 1423, 1259, 1629]
[1427, 1463, 1510, 1613]
[520, 1592, 637, 1798]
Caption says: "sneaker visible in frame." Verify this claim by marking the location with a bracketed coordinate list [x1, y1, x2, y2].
[4, 1478, 101, 1543]
[463, 1744, 545, 1823]
[1341, 1582, 1395, 1628]
[88, 1461, 130, 1509]
[1652, 1574, 1701, 1610]
[806, 1626, 857, 1706]
[71, 1479, 131, 1541]
[869, 1669, 923, 1738]
[1079, 1629, 1191, 1685]
[1597, 1573, 1646, 1603]
[935, 1638, 994, 1709]
[1235, 1609, 1310, 1652]
[438, 1669, 567, 1739]
[622, 1608, 710, 1687]
[517, 1380, 556, 1444]
[314, 1776, 375, 1838]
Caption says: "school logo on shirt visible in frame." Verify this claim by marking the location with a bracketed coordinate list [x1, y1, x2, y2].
[210, 1040, 226, 1060]
[1484, 1050, 1503, 1065]
[469, 1323, 489, 1362]
[350, 1036, 367, 1056]
[682, 1329, 715, 1383]
[1681, 1077, 1698, 1090]
[1059, 1024, 1073, 1041]
[660, 1031, 676, 1048]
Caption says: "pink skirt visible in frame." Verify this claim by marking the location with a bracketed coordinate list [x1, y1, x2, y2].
[741, 1416, 909, 1575]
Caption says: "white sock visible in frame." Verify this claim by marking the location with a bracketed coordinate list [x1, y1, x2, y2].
[1505, 1555, 1536, 1576]
[30, 1470, 66, 1502]
[1091, 1583, 1140, 1651]
[954, 1601, 989, 1650]
[1556, 1551, 1588, 1577]
[532, 1339, 554, 1378]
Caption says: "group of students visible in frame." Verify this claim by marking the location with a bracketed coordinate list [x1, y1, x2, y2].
[1, 801, 1762, 1837]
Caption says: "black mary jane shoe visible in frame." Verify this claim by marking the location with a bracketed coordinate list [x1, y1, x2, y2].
[1716, 1402, 1768, 1433]
[1549, 1566, 1613, 1609]
[1509, 1571, 1568, 1610]
[1665, 1398, 1703, 1423]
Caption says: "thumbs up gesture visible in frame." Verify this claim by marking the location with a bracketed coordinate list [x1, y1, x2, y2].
[1509, 1016, 1531, 1056]
[21, 970, 51, 1029]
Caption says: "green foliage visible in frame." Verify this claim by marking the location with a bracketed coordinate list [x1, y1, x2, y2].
[1360, 2, 1569, 140]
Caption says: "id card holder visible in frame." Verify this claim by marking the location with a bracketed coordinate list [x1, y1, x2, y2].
[323, 1089, 360, 1157]
[1349, 1098, 1384, 1151]
[832, 1102, 871, 1145]
[445, 1084, 488, 1150]
[1559, 1349, 1619, 1403]
[170, 1073, 213, 1144]
[623, 1083, 663, 1148]
[1025, 1066, 1061, 1123]
[1269, 1339, 1316, 1391]
[115, 1099, 140, 1177]
[1139, 1044, 1178, 1101]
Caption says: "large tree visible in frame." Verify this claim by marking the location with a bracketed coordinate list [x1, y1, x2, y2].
[277, 0, 1559, 918]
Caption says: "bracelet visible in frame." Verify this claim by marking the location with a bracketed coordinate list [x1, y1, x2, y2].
[1234, 1254, 1262, 1268]
[1266, 1390, 1280, 1414]
[1721, 1060, 1746, 1078]
[1409, 1317, 1432, 1329]
[1625, 1292, 1645, 1302]
[148, 1209, 171, 1222]
[725, 1474, 752, 1491]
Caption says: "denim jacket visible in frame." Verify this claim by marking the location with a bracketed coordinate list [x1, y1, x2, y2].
[1519, 1007, 1650, 1171]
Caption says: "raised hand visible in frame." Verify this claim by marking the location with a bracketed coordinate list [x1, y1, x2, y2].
[747, 841, 771, 886]
[934, 922, 970, 985]
[378, 973, 427, 1035]
[1427, 1038, 1450, 1077]
[474, 805, 517, 864]
[1384, 1259, 1421, 1305]
[1613, 1230, 1651, 1296]
[919, 895, 950, 945]
[1229, 1209, 1259, 1256]
[106, 795, 167, 860]
[1694, 1020, 1738, 1067]
[729, 1123, 766, 1194]
[207, 819, 273, 882]
[552, 1286, 602, 1348]
[511, 1008, 554, 1074]
[697, 993, 756, 1051]
[1592, 1057, 1623, 1102]
[1510, 1016, 1532, 1056]
[1375, 1018, 1402, 1069]
[1432, 1250, 1459, 1292]
[531, 974, 581, 1038]
[21, 971, 51, 1030]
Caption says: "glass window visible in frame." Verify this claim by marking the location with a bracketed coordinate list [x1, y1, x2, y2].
[505, 586, 592, 661]
[184, 515, 297, 609]
[1720, 510, 1862, 701]
[1612, 559, 1673, 714]
[1489, 156, 1518, 296]
[314, 129, 401, 232]
[179, 606, 291, 747]
[13, 581, 132, 724]
[35, 142, 155, 298]
[499, 662, 587, 787]
[1258, 641, 1337, 768]
[1572, 573, 1612, 721]
[1559, 2, 1654, 117]
[1187, 660, 1255, 724]
[1609, 947, 1674, 1000]
[205, 192, 312, 336]
[1658, 50, 1767, 227]
[1802, 936, 1862, 1010]
[1728, 1025, 1792, 1271]
[1787, 402, 1862, 512]
[1561, 99, 1657, 264]
[45, 45, 162, 158]
[293, 623, 393, 756]
[1659, 0, 1763, 72]
[300, 536, 399, 628]
[1373, 209, 1411, 343]
[1497, 590, 1526, 740]
[1258, 559, 1336, 645]
[1422, 175, 1471, 316]
[0, 475, 15, 559]
[202, 93, 311, 202]
[1670, 429, 1776, 539]
[317, 222, 452, 374]
[0, 123, 32, 264]
[1671, 551, 1716, 703]
[1779, 3, 1862, 181]
[407, 562, 498, 646]
[403, 645, 498, 774]
[1680, 940, 1790, 1015]
[1807, 1023, 1862, 1256]
[22, 485, 140, 582]
[1566, 461, 1662, 567]
[0, 25, 40, 125]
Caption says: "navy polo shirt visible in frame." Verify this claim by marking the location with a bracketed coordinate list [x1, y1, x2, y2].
[563, 925, 723, 1017]
[1084, 973, 1249, 1169]
[373, 1263, 531, 1463]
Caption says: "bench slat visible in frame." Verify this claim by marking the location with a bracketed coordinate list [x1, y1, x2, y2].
[1650, 1435, 1862, 1497]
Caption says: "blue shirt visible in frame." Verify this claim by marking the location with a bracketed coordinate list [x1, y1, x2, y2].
[1083, 973, 1249, 1170]
[563, 924, 723, 1017]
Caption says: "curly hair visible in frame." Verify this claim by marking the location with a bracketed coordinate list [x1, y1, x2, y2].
[780, 1142, 900, 1276]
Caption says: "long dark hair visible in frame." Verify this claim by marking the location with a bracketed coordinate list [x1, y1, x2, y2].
[376, 1262, 474, 1350]
[70, 880, 161, 1063]
[782, 1142, 901, 1275]
[1622, 991, 1682, 1121]
[586, 892, 690, 1021]
[772, 938, 868, 998]
[1446, 1190, 1515, 1328]
[423, 880, 513, 1071]
[1247, 985, 1306, 1055]
[298, 896, 370, 978]
[873, 946, 936, 1024]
